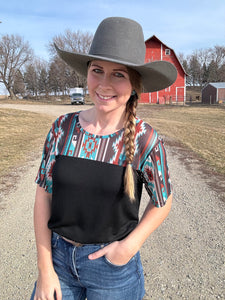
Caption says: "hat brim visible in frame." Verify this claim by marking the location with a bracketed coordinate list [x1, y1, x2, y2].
[55, 44, 177, 93]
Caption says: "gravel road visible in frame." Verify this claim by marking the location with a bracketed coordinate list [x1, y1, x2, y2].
[0, 104, 224, 300]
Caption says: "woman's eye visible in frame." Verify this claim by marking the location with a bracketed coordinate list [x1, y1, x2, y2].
[114, 72, 125, 78]
[93, 68, 103, 74]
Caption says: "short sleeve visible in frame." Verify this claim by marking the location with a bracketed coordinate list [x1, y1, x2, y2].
[35, 122, 58, 193]
[141, 138, 172, 207]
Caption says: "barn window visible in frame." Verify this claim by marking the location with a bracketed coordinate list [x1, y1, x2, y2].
[165, 49, 171, 55]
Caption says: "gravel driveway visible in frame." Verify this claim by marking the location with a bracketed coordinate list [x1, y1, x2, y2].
[0, 104, 224, 300]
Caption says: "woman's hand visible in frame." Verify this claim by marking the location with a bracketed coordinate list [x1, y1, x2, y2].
[88, 240, 136, 266]
[34, 268, 62, 300]
[88, 195, 172, 267]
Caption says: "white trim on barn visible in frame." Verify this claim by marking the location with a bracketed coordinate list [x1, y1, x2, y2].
[161, 44, 163, 60]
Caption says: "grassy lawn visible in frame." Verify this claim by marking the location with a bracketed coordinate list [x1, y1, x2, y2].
[0, 104, 224, 181]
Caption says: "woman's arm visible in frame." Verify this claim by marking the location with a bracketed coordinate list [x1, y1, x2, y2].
[123, 194, 172, 255]
[89, 194, 172, 265]
[33, 185, 62, 300]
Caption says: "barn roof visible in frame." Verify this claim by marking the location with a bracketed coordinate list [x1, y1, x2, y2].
[210, 82, 225, 89]
[145, 35, 188, 75]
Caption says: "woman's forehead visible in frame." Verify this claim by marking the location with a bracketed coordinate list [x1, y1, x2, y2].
[89, 60, 128, 71]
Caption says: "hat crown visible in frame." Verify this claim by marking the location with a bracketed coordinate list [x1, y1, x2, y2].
[89, 17, 146, 65]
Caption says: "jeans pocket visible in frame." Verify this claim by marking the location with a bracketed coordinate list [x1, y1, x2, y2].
[103, 254, 135, 268]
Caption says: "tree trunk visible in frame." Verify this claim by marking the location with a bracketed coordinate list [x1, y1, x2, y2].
[1, 80, 17, 99]
[8, 87, 17, 100]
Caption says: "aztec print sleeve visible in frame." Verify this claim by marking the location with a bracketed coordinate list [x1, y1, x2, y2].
[35, 118, 60, 193]
[140, 138, 172, 207]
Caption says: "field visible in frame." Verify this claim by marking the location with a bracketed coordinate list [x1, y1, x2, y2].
[137, 104, 225, 176]
[0, 109, 53, 177]
[0, 103, 224, 183]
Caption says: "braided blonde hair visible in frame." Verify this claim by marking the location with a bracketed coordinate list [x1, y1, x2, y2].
[124, 68, 142, 201]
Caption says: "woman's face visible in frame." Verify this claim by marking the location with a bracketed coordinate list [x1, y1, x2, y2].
[87, 60, 132, 115]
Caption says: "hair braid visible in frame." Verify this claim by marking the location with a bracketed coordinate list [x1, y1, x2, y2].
[123, 67, 142, 201]
[124, 93, 138, 201]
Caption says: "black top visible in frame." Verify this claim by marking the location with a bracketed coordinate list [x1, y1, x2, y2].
[48, 155, 143, 244]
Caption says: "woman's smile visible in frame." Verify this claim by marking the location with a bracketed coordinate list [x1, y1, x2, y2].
[96, 92, 117, 101]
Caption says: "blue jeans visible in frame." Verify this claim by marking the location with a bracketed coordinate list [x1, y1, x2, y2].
[31, 232, 145, 300]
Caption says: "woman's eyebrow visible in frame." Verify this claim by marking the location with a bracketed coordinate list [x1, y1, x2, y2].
[90, 63, 128, 73]
[113, 68, 128, 74]
[90, 63, 103, 68]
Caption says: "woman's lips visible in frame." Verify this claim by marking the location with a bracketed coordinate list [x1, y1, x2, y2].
[96, 92, 116, 101]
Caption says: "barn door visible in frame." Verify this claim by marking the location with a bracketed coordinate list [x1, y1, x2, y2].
[176, 87, 185, 104]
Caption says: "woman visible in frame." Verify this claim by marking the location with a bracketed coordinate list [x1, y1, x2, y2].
[31, 17, 177, 300]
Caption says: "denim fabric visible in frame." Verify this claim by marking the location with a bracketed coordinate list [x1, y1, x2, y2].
[31, 232, 145, 300]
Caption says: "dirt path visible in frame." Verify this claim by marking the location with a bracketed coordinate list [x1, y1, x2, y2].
[0, 104, 224, 300]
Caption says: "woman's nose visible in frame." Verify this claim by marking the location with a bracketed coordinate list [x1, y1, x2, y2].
[99, 74, 112, 88]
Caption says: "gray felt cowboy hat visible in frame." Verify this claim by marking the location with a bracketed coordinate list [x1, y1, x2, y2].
[55, 17, 177, 92]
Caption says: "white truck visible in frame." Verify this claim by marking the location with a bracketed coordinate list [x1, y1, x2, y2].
[69, 87, 85, 105]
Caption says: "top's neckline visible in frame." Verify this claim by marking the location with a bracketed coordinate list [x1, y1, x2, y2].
[77, 112, 124, 139]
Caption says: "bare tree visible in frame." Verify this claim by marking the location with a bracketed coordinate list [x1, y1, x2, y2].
[188, 54, 201, 86]
[38, 67, 49, 96]
[195, 48, 212, 87]
[35, 59, 49, 96]
[48, 29, 93, 92]
[13, 69, 25, 97]
[218, 64, 225, 82]
[24, 64, 38, 97]
[207, 60, 219, 82]
[49, 29, 93, 56]
[24, 58, 50, 98]
[0, 34, 33, 99]
[212, 46, 225, 67]
[180, 45, 225, 87]
[48, 57, 70, 95]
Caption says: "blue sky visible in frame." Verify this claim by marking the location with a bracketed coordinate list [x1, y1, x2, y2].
[1, 0, 225, 61]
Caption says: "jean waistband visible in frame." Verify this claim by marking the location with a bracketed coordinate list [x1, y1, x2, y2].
[61, 236, 83, 247]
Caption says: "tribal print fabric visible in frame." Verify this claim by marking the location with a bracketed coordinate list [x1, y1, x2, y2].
[36, 111, 171, 207]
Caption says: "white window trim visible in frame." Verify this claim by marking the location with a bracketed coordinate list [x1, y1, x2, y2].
[165, 49, 171, 55]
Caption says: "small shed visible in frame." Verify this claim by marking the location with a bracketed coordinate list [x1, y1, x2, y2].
[202, 82, 225, 104]
[140, 35, 187, 104]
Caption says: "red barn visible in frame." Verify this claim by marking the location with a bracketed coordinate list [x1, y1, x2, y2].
[140, 35, 187, 104]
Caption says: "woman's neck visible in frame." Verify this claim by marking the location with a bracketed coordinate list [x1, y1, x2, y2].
[79, 107, 126, 136]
